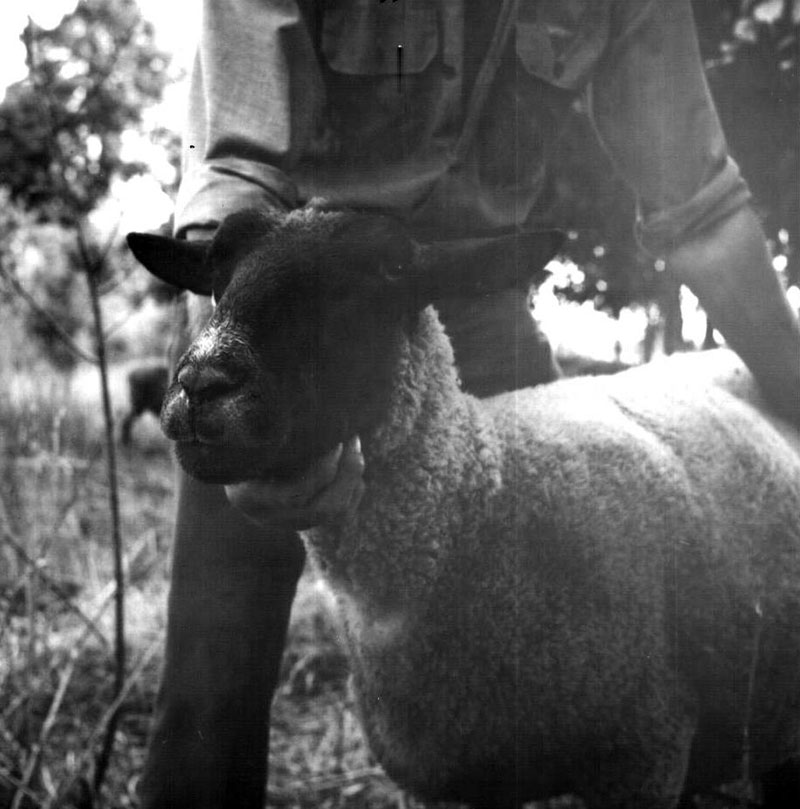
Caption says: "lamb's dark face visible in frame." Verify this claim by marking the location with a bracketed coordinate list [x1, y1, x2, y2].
[127, 207, 562, 484]
[128, 211, 414, 484]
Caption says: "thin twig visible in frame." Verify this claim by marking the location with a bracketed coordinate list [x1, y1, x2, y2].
[1, 572, 117, 742]
[1, 529, 108, 648]
[0, 768, 44, 808]
[89, 638, 162, 750]
[0, 693, 28, 732]
[268, 766, 387, 800]
[10, 654, 78, 809]
[0, 719, 26, 764]
[4, 573, 143, 809]
[43, 468, 92, 557]
[0, 265, 97, 365]
[13, 579, 122, 808]
[46, 637, 162, 809]
[104, 305, 141, 337]
[77, 224, 127, 797]
[96, 221, 120, 272]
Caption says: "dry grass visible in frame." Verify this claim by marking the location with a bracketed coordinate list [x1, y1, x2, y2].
[0, 358, 172, 809]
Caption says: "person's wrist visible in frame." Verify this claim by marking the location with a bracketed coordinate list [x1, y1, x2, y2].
[224, 436, 366, 531]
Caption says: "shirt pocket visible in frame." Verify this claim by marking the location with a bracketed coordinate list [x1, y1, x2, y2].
[515, 0, 610, 91]
[322, 0, 439, 75]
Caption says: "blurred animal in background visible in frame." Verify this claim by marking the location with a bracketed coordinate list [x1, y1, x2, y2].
[120, 362, 169, 447]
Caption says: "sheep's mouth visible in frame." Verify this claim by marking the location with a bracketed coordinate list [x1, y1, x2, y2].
[174, 438, 340, 487]
[173, 440, 257, 484]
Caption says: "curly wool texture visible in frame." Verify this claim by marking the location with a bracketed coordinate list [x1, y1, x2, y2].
[302, 308, 800, 808]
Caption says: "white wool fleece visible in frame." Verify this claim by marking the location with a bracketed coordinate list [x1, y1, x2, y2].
[300, 306, 800, 806]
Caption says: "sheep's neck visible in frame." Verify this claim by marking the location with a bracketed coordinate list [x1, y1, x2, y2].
[304, 307, 500, 613]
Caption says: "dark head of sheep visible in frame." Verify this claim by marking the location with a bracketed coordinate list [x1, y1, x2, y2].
[126, 207, 560, 484]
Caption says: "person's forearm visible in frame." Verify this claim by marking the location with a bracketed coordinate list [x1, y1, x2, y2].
[667, 205, 800, 422]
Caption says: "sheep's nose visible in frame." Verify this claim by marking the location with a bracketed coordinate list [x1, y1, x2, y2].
[177, 364, 239, 400]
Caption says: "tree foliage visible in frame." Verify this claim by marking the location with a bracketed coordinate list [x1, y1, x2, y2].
[0, 0, 175, 368]
[696, 0, 799, 284]
[0, 0, 172, 223]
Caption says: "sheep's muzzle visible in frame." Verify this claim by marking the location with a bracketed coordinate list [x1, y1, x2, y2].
[158, 350, 286, 484]
[159, 344, 343, 486]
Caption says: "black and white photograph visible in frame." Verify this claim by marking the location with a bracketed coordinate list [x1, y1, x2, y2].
[1, 1, 799, 807]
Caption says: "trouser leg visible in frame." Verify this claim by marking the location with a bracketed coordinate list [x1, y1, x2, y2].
[435, 286, 560, 397]
[139, 470, 305, 809]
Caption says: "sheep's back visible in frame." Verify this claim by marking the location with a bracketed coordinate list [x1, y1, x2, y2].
[483, 348, 800, 782]
[331, 347, 800, 801]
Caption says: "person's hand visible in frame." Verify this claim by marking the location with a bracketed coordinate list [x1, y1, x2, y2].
[224, 436, 365, 530]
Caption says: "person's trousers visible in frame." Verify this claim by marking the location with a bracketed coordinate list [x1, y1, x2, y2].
[436, 287, 560, 396]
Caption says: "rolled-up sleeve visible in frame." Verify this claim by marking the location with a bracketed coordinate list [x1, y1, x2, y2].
[588, 0, 751, 257]
[174, 0, 323, 236]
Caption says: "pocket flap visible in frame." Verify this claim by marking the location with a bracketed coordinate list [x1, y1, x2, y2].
[322, 1, 438, 75]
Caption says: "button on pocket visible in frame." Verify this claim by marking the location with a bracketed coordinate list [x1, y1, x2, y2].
[322, 0, 439, 75]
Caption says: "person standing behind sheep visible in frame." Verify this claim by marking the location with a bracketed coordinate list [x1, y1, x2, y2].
[138, 2, 800, 808]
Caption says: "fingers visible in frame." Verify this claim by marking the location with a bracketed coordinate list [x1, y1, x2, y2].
[311, 475, 365, 524]
[310, 436, 365, 519]
[224, 437, 365, 530]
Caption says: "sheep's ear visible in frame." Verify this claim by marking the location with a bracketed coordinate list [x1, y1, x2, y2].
[207, 209, 281, 294]
[412, 231, 564, 302]
[126, 233, 213, 296]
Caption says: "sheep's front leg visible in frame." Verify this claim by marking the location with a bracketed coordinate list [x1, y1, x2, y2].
[138, 470, 305, 809]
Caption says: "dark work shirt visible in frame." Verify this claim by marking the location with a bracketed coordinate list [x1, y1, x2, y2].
[176, 0, 750, 255]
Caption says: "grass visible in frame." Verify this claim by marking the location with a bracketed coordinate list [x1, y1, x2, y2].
[0, 358, 172, 808]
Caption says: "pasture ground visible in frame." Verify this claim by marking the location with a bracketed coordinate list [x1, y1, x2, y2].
[0, 360, 756, 809]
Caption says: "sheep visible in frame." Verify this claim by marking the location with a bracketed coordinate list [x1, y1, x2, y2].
[120, 362, 169, 446]
[127, 207, 800, 809]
